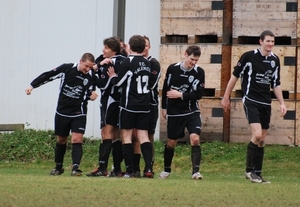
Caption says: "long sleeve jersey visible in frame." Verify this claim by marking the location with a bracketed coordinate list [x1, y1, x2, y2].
[110, 54, 152, 112]
[95, 54, 126, 101]
[162, 62, 205, 116]
[29, 63, 97, 117]
[148, 56, 161, 106]
[233, 48, 281, 105]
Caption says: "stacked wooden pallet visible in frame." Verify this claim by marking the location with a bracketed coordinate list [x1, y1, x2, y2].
[160, 0, 226, 143]
[159, 0, 300, 145]
[230, 0, 298, 145]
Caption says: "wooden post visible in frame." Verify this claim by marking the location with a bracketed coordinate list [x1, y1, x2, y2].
[221, 44, 232, 143]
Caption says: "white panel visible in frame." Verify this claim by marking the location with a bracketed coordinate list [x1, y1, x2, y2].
[124, 0, 160, 60]
[0, 0, 114, 138]
[0, 0, 161, 139]
[124, 0, 161, 139]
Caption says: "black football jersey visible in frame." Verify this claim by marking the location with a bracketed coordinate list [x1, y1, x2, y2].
[30, 63, 97, 117]
[162, 62, 205, 116]
[95, 54, 126, 101]
[148, 56, 161, 106]
[111, 54, 152, 112]
[233, 48, 281, 104]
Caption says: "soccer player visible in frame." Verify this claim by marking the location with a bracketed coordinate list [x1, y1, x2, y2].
[159, 45, 205, 180]
[132, 36, 161, 177]
[221, 30, 287, 183]
[107, 35, 154, 178]
[25, 53, 98, 176]
[86, 37, 126, 177]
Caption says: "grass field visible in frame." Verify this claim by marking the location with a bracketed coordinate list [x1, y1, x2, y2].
[0, 130, 300, 207]
[1, 162, 300, 207]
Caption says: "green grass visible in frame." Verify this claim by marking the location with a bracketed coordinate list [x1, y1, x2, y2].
[1, 130, 300, 207]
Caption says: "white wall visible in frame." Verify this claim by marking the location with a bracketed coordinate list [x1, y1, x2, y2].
[124, 0, 161, 139]
[124, 0, 160, 59]
[0, 0, 161, 139]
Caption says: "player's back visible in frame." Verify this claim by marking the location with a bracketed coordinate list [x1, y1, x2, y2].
[118, 55, 151, 112]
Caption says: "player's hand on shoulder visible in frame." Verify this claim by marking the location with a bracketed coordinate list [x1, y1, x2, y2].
[107, 66, 117, 78]
[25, 86, 33, 95]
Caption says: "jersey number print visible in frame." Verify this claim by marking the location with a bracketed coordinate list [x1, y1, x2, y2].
[136, 75, 149, 94]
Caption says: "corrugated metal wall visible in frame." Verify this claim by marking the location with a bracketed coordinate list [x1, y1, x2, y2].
[124, 0, 160, 60]
[0, 0, 160, 138]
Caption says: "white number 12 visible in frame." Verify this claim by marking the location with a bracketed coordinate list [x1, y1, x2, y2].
[136, 75, 149, 94]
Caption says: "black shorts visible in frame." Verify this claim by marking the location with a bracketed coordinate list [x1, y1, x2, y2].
[55, 114, 87, 136]
[119, 108, 150, 130]
[148, 105, 158, 135]
[100, 96, 119, 128]
[243, 98, 271, 129]
[167, 112, 201, 140]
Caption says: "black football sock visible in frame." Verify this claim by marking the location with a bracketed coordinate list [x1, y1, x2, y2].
[255, 147, 264, 176]
[122, 143, 134, 174]
[98, 139, 112, 171]
[133, 153, 141, 172]
[141, 142, 153, 172]
[112, 140, 123, 172]
[164, 145, 174, 173]
[246, 141, 258, 172]
[151, 159, 155, 170]
[72, 143, 83, 170]
[191, 145, 201, 174]
[55, 143, 66, 169]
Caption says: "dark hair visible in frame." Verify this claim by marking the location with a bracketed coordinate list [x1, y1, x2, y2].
[129, 35, 145, 53]
[81, 53, 95, 62]
[185, 45, 201, 57]
[103, 37, 121, 54]
[143, 35, 150, 45]
[260, 30, 275, 41]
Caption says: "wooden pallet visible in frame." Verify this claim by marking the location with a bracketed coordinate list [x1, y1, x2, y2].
[229, 99, 295, 145]
[161, 34, 222, 44]
[0, 124, 24, 132]
[232, 1, 297, 39]
[230, 90, 295, 100]
[159, 98, 224, 143]
[232, 36, 297, 45]
[231, 45, 296, 97]
[159, 44, 223, 96]
[296, 47, 300, 100]
[295, 101, 300, 145]
[161, 0, 223, 40]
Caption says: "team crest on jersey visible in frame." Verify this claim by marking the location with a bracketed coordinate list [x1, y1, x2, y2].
[101, 74, 105, 78]
[270, 60, 275, 68]
[152, 70, 157, 75]
[188, 76, 194, 83]
[83, 78, 88, 86]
